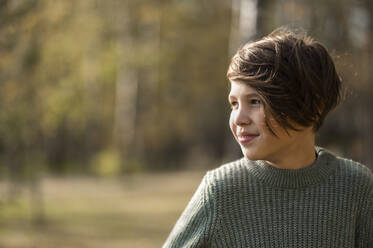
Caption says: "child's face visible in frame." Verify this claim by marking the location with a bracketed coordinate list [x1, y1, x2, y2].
[228, 80, 313, 165]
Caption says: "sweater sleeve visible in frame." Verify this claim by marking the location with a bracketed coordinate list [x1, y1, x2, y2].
[163, 172, 216, 248]
[355, 186, 373, 248]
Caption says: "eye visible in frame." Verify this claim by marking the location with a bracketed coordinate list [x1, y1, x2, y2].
[229, 101, 238, 109]
[250, 99, 262, 105]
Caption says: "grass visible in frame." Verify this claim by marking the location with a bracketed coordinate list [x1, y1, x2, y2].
[0, 171, 205, 248]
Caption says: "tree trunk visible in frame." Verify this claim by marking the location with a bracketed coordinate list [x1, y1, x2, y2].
[113, 1, 139, 161]
[228, 0, 258, 56]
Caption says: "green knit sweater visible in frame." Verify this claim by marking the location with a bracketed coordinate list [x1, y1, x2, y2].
[163, 147, 373, 247]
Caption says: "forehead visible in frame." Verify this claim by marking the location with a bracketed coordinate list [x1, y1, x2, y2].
[229, 80, 259, 97]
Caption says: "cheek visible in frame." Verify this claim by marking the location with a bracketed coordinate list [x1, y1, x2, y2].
[252, 112, 267, 128]
[229, 113, 236, 132]
[267, 117, 286, 134]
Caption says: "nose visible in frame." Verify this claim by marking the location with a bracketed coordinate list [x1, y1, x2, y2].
[232, 106, 251, 126]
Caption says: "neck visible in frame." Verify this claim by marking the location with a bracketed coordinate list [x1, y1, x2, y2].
[244, 147, 335, 188]
[266, 132, 316, 170]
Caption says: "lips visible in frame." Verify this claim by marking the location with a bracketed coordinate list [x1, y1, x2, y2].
[237, 133, 258, 144]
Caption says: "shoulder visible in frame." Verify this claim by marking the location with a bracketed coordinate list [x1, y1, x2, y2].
[204, 158, 251, 191]
[206, 158, 246, 178]
[326, 149, 373, 191]
[335, 155, 372, 181]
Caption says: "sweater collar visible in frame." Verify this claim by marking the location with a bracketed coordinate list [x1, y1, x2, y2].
[242, 147, 337, 189]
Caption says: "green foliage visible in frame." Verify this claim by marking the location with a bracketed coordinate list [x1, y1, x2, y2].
[0, 0, 372, 178]
[91, 148, 121, 177]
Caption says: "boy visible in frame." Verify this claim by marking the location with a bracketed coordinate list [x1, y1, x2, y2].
[163, 28, 373, 247]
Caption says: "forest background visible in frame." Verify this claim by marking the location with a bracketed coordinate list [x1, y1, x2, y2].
[0, 0, 372, 247]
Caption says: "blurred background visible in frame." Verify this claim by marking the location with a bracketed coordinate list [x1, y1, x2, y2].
[0, 0, 372, 247]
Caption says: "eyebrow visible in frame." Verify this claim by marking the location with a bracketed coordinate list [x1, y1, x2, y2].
[228, 93, 260, 99]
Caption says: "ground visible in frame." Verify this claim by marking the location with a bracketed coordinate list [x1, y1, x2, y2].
[0, 171, 205, 248]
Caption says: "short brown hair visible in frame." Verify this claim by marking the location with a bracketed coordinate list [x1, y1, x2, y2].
[227, 27, 341, 133]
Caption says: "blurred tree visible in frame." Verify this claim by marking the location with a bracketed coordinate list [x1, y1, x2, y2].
[0, 0, 372, 183]
[0, 0, 46, 224]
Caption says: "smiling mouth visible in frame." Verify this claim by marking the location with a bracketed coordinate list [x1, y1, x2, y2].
[237, 134, 258, 144]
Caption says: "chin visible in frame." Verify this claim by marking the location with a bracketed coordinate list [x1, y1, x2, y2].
[241, 147, 262, 161]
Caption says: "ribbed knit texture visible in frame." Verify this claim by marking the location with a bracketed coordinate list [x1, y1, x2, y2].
[163, 147, 373, 248]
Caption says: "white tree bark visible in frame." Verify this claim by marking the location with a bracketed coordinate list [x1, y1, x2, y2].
[112, 1, 139, 157]
[113, 65, 138, 156]
[229, 0, 258, 56]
